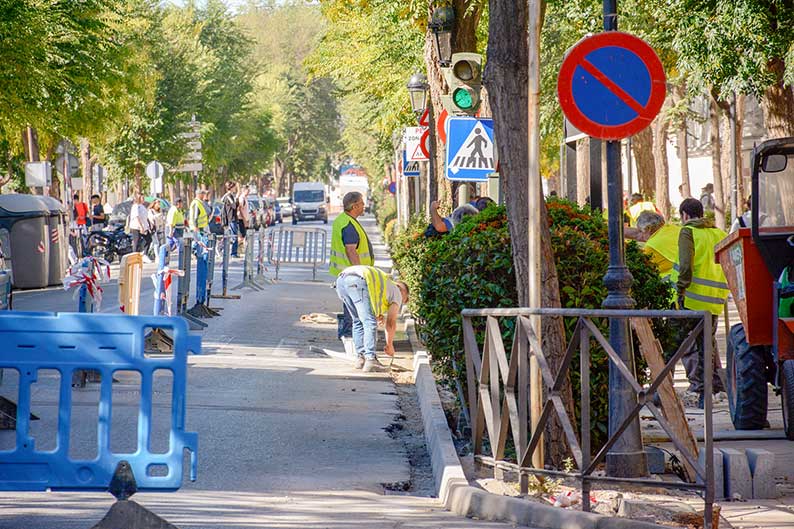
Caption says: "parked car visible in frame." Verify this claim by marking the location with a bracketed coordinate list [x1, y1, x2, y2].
[273, 199, 282, 223]
[108, 197, 171, 229]
[292, 182, 328, 224]
[277, 196, 292, 219]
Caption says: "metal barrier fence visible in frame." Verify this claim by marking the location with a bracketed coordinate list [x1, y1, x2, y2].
[211, 233, 240, 300]
[267, 225, 327, 280]
[233, 230, 264, 291]
[0, 312, 200, 493]
[462, 307, 715, 529]
[176, 236, 207, 330]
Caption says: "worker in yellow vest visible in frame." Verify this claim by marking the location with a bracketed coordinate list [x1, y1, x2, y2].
[336, 265, 409, 372]
[166, 197, 185, 238]
[330, 192, 374, 340]
[188, 189, 209, 234]
[627, 193, 659, 227]
[677, 197, 728, 405]
[635, 210, 681, 292]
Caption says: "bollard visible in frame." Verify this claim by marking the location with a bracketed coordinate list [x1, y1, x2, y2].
[211, 233, 240, 300]
[176, 235, 207, 330]
[204, 234, 224, 312]
[118, 253, 144, 316]
[233, 230, 264, 291]
[187, 234, 219, 319]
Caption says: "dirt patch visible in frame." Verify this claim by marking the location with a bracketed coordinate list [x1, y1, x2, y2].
[382, 358, 436, 497]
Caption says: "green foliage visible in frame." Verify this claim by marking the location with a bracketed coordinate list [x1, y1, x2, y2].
[391, 199, 675, 447]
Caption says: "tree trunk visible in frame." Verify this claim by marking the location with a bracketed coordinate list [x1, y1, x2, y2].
[134, 165, 142, 193]
[80, 138, 93, 200]
[759, 60, 794, 138]
[674, 85, 691, 200]
[22, 126, 41, 194]
[709, 96, 726, 230]
[631, 126, 655, 198]
[653, 95, 671, 218]
[735, 94, 746, 206]
[484, 0, 573, 468]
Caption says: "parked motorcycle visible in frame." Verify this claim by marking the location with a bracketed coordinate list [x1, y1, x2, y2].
[87, 226, 133, 263]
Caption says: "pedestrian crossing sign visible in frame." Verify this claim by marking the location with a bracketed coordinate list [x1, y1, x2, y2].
[403, 149, 420, 177]
[445, 117, 496, 181]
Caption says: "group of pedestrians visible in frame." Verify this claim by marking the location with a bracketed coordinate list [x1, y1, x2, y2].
[127, 192, 167, 262]
[219, 181, 251, 257]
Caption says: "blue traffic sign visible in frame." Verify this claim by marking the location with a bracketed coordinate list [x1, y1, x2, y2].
[557, 32, 666, 140]
[403, 149, 420, 177]
[445, 117, 496, 182]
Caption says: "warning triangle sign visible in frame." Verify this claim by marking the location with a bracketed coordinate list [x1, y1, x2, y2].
[448, 123, 495, 174]
[410, 142, 427, 161]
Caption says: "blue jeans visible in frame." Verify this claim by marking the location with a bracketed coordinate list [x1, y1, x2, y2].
[229, 221, 239, 256]
[336, 274, 377, 359]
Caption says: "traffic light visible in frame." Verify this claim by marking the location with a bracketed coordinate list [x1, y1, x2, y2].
[441, 53, 482, 115]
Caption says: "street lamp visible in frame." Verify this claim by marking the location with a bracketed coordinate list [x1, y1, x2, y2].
[406, 73, 428, 115]
[429, 6, 455, 66]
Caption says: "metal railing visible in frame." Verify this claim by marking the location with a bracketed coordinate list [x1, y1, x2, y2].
[267, 225, 327, 280]
[462, 307, 715, 529]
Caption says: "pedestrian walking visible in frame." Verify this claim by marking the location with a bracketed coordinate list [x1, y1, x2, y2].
[676, 197, 729, 406]
[237, 185, 250, 253]
[127, 192, 151, 256]
[167, 197, 185, 238]
[148, 199, 165, 259]
[700, 183, 716, 215]
[89, 194, 106, 231]
[221, 181, 240, 257]
[330, 192, 374, 340]
[335, 265, 409, 372]
[188, 189, 210, 235]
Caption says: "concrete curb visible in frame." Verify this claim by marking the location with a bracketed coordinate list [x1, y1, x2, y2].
[405, 318, 667, 529]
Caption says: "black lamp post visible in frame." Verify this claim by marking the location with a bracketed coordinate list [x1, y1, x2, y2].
[407, 73, 428, 115]
[429, 6, 455, 66]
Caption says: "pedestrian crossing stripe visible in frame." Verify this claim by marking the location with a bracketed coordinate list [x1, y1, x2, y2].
[448, 123, 495, 174]
[402, 149, 420, 177]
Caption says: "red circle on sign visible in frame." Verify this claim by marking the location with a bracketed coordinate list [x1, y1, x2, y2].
[437, 109, 448, 144]
[420, 129, 431, 159]
[557, 32, 666, 140]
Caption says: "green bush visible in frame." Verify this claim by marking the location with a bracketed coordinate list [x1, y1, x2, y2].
[390, 198, 674, 448]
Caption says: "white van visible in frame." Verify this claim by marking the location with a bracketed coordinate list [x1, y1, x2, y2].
[292, 182, 328, 224]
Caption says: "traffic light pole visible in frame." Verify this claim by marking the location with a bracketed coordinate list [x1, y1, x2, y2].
[601, 0, 648, 478]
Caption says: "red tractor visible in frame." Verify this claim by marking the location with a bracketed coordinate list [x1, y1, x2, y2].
[716, 138, 794, 439]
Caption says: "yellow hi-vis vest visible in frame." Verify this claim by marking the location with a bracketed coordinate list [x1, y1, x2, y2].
[644, 224, 681, 284]
[330, 213, 373, 276]
[682, 225, 729, 315]
[189, 199, 208, 230]
[359, 266, 392, 317]
[628, 201, 658, 227]
[167, 206, 184, 228]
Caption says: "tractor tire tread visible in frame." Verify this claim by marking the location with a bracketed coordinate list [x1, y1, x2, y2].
[728, 324, 768, 430]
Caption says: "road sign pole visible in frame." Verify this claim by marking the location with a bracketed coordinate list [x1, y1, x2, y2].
[601, 0, 648, 479]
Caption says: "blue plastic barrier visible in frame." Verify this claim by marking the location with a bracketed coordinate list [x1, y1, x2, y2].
[0, 312, 201, 492]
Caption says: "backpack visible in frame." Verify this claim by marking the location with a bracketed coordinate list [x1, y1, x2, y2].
[221, 192, 238, 225]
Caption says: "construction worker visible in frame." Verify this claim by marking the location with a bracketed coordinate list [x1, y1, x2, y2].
[627, 193, 659, 227]
[335, 265, 409, 372]
[188, 190, 209, 235]
[330, 192, 374, 340]
[166, 197, 185, 238]
[677, 197, 728, 405]
[635, 210, 681, 292]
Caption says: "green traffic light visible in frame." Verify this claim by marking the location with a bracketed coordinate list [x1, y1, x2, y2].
[453, 87, 474, 110]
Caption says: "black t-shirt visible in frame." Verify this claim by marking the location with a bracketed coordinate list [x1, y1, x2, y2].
[92, 204, 105, 224]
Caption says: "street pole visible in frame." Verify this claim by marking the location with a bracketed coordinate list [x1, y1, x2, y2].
[426, 101, 439, 215]
[527, 0, 544, 472]
[602, 0, 647, 478]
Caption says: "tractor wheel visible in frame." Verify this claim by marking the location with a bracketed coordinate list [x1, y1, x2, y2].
[781, 360, 794, 440]
[727, 323, 769, 429]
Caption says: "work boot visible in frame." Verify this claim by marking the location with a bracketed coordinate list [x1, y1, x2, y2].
[363, 357, 386, 373]
[354, 355, 365, 370]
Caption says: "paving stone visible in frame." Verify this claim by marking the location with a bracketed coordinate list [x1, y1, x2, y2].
[720, 448, 752, 500]
[746, 448, 777, 499]
[698, 447, 725, 500]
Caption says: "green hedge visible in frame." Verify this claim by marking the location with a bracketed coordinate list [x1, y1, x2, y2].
[390, 198, 675, 448]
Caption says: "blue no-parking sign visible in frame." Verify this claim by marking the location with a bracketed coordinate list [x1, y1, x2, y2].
[444, 117, 496, 182]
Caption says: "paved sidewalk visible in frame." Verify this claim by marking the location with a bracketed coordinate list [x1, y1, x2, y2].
[0, 215, 512, 528]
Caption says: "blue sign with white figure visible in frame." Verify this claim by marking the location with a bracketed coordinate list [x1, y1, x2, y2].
[402, 149, 420, 177]
[445, 117, 496, 182]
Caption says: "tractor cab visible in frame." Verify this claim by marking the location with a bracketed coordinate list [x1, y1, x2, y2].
[716, 137, 794, 438]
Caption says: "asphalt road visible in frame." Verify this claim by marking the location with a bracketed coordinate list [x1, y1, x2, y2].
[0, 214, 510, 529]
